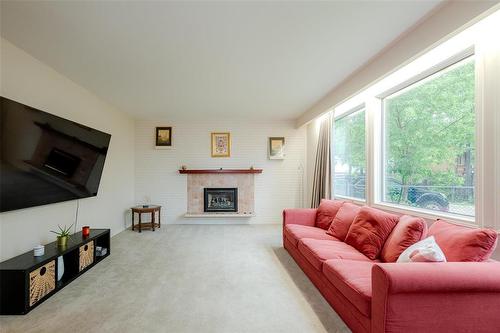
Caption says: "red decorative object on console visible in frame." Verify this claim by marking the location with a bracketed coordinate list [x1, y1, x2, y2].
[82, 226, 90, 237]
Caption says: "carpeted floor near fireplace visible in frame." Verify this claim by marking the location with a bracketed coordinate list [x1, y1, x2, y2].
[0, 225, 350, 333]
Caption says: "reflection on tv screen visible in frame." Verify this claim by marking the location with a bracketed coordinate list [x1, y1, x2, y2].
[0, 96, 111, 212]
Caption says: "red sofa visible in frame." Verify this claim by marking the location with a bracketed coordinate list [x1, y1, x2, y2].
[282, 207, 500, 333]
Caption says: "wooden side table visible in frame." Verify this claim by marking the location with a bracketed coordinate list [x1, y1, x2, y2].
[131, 205, 161, 233]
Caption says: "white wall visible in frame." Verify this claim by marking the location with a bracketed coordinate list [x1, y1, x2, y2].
[0, 38, 135, 261]
[135, 119, 306, 224]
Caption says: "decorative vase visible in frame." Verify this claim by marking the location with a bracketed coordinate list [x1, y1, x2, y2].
[57, 235, 68, 247]
[82, 226, 90, 237]
[57, 256, 64, 281]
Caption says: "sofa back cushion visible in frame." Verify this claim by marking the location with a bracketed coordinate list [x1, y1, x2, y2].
[428, 219, 498, 262]
[345, 207, 400, 260]
[380, 215, 428, 262]
[315, 199, 344, 230]
[326, 203, 360, 240]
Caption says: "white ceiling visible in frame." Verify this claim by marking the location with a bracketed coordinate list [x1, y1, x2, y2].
[1, 1, 442, 121]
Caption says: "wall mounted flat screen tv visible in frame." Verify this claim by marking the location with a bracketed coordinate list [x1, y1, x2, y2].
[0, 97, 112, 212]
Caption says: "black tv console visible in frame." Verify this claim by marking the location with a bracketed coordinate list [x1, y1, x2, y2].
[0, 229, 110, 315]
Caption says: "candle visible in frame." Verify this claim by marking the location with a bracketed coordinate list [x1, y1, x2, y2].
[82, 226, 90, 237]
[33, 245, 45, 257]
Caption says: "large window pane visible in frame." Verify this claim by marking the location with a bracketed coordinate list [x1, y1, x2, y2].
[383, 57, 475, 217]
[333, 109, 366, 200]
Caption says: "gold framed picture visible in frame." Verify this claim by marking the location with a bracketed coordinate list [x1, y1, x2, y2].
[211, 132, 231, 157]
[156, 127, 172, 147]
[269, 137, 285, 160]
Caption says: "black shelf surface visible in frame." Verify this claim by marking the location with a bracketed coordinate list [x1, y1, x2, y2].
[95, 254, 107, 264]
[0, 229, 109, 271]
[56, 252, 109, 291]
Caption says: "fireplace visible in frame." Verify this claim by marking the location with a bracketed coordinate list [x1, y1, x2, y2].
[204, 188, 238, 212]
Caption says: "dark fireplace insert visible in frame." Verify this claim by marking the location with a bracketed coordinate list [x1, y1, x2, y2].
[204, 188, 238, 212]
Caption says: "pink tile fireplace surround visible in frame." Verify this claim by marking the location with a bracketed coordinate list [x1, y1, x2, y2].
[186, 174, 255, 215]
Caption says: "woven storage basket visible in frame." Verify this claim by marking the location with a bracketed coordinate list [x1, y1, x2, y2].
[29, 260, 55, 307]
[79, 241, 94, 271]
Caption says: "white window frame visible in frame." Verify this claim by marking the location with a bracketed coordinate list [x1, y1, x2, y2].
[474, 16, 500, 231]
[371, 48, 477, 225]
[331, 104, 367, 204]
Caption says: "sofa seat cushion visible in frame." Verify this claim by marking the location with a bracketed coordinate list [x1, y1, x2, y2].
[298, 238, 374, 271]
[323, 259, 374, 317]
[284, 224, 339, 247]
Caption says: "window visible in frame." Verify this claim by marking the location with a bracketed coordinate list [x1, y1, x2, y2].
[325, 11, 500, 227]
[382, 56, 475, 217]
[333, 108, 366, 200]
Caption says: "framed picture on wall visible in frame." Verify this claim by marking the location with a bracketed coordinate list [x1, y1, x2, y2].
[269, 137, 285, 160]
[155, 126, 172, 149]
[211, 132, 231, 157]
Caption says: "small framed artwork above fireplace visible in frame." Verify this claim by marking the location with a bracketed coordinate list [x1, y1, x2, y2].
[269, 137, 285, 160]
[155, 126, 173, 149]
[204, 188, 238, 213]
[211, 132, 230, 157]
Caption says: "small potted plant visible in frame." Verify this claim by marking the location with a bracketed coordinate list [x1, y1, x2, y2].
[51, 224, 74, 247]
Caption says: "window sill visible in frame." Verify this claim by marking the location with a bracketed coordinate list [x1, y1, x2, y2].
[371, 202, 477, 227]
[334, 195, 366, 205]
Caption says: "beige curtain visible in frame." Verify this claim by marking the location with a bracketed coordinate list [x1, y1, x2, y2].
[311, 114, 332, 208]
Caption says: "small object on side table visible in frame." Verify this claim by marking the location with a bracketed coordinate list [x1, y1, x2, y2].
[82, 226, 90, 237]
[131, 205, 161, 233]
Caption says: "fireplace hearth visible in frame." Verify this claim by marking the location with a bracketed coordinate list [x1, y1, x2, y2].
[204, 188, 238, 212]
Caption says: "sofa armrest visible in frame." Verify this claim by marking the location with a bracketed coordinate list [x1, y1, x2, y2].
[282, 208, 317, 227]
[372, 262, 500, 333]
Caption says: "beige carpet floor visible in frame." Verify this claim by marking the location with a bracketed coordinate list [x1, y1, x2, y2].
[0, 225, 350, 333]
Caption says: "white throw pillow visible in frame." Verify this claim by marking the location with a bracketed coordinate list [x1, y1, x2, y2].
[397, 236, 447, 263]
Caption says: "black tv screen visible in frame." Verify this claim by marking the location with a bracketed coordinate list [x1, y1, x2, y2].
[0, 97, 111, 212]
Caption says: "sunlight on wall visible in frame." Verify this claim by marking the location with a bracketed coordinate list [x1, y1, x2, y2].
[314, 111, 331, 136]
